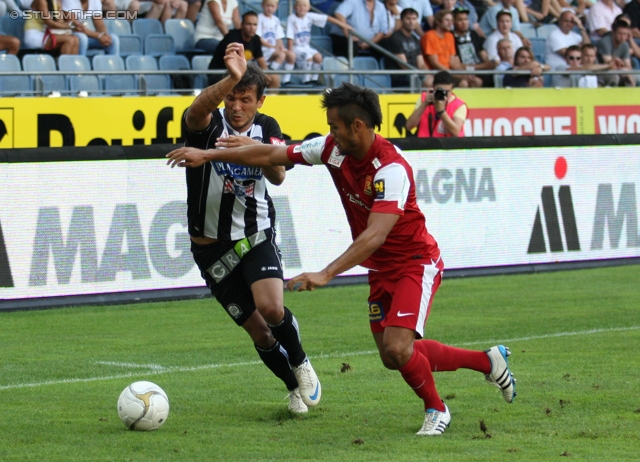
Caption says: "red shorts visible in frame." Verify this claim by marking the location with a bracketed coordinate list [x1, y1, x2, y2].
[367, 257, 444, 338]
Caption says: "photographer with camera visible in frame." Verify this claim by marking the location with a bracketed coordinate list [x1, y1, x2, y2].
[405, 71, 468, 137]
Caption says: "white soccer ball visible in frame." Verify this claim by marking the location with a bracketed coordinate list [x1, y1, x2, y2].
[117, 381, 170, 431]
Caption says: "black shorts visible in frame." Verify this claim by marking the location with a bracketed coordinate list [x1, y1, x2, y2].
[191, 229, 283, 326]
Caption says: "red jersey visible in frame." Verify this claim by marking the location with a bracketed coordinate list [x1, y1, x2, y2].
[286, 134, 440, 271]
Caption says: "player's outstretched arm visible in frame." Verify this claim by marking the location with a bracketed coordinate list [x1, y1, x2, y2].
[185, 43, 247, 132]
[214, 136, 286, 185]
[166, 143, 294, 169]
[286, 212, 399, 292]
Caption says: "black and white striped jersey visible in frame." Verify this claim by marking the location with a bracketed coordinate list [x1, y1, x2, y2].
[182, 108, 285, 241]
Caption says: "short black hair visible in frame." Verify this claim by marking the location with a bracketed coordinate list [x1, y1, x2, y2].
[321, 83, 382, 130]
[433, 70, 454, 86]
[242, 11, 259, 22]
[234, 64, 267, 99]
[400, 8, 418, 20]
[612, 19, 631, 31]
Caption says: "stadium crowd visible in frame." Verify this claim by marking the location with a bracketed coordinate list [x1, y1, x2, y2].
[1, 0, 639, 94]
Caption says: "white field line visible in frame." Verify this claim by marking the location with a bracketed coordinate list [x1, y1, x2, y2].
[1, 325, 638, 392]
[94, 361, 166, 370]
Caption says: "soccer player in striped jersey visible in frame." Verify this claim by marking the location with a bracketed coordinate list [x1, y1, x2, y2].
[168, 80, 517, 435]
[171, 43, 321, 414]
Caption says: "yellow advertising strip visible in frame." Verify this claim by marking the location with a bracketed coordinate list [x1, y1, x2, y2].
[1, 88, 640, 148]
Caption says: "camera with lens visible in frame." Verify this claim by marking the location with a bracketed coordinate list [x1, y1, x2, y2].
[434, 88, 448, 101]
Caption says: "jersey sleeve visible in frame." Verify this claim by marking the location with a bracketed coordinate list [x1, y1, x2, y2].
[286, 15, 295, 40]
[371, 163, 410, 215]
[309, 12, 329, 28]
[286, 135, 327, 165]
[259, 115, 285, 144]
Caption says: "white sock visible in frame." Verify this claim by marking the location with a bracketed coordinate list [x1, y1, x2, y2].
[282, 62, 295, 83]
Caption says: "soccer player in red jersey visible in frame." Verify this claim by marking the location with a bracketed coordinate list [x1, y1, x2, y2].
[167, 53, 516, 435]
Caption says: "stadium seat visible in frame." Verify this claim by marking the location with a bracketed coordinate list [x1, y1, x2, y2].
[310, 35, 333, 55]
[322, 56, 351, 87]
[105, 18, 132, 36]
[159, 54, 193, 91]
[69, 75, 102, 95]
[58, 54, 93, 91]
[520, 22, 537, 39]
[529, 38, 546, 64]
[93, 54, 137, 95]
[132, 18, 164, 41]
[353, 56, 379, 71]
[22, 54, 66, 95]
[361, 73, 390, 92]
[164, 18, 205, 54]
[277, 1, 291, 21]
[126, 54, 171, 95]
[144, 34, 175, 57]
[159, 54, 191, 70]
[536, 24, 556, 40]
[0, 54, 31, 96]
[311, 24, 326, 36]
[191, 54, 213, 89]
[118, 34, 144, 57]
[0, 16, 35, 51]
[332, 74, 359, 86]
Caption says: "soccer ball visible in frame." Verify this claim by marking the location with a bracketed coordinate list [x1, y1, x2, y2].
[117, 381, 170, 431]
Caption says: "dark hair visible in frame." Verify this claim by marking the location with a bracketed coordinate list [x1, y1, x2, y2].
[581, 43, 597, 53]
[400, 8, 418, 20]
[242, 11, 259, 23]
[614, 13, 631, 26]
[496, 10, 512, 21]
[321, 83, 382, 130]
[433, 70, 454, 86]
[233, 64, 267, 99]
[612, 19, 631, 30]
[452, 7, 470, 18]
[565, 45, 581, 57]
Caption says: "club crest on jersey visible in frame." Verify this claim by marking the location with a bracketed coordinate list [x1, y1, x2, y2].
[223, 178, 255, 198]
[364, 175, 373, 196]
[374, 179, 385, 199]
[327, 147, 345, 168]
[213, 162, 263, 180]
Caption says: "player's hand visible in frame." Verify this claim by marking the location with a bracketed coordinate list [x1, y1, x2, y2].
[224, 43, 247, 81]
[215, 135, 260, 148]
[286, 271, 332, 292]
[165, 147, 210, 168]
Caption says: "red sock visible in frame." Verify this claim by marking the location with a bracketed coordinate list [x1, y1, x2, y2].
[398, 349, 444, 411]
[414, 339, 491, 373]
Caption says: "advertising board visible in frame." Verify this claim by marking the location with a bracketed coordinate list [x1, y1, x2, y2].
[1, 142, 638, 306]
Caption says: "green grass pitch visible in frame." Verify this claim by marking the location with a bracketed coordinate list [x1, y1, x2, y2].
[1, 265, 639, 461]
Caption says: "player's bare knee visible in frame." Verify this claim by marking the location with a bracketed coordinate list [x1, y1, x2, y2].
[380, 358, 398, 370]
[383, 343, 412, 368]
[256, 303, 284, 325]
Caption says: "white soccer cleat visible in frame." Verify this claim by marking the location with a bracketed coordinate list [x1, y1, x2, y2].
[292, 358, 321, 407]
[286, 388, 309, 414]
[416, 404, 451, 436]
[485, 345, 517, 403]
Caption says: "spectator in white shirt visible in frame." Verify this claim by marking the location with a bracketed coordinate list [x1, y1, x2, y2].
[484, 10, 523, 61]
[545, 10, 590, 69]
